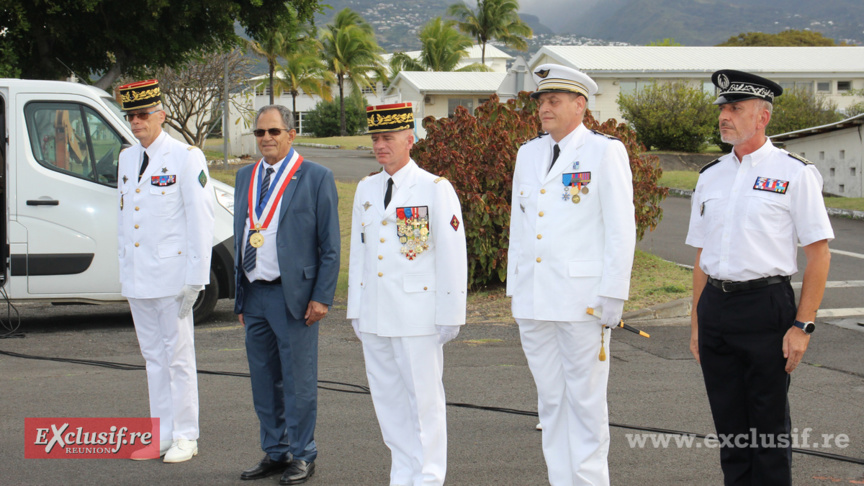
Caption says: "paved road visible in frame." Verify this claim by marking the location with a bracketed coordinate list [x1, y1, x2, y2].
[638, 194, 864, 323]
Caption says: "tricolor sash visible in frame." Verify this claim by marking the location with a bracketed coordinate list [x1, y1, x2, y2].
[247, 149, 304, 231]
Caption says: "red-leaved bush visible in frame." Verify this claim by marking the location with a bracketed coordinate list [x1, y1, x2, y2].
[412, 92, 667, 288]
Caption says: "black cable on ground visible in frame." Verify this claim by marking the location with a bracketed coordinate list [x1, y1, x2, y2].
[0, 287, 23, 339]
[1, 348, 862, 466]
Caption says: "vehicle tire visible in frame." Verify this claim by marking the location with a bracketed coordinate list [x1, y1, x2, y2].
[193, 269, 219, 324]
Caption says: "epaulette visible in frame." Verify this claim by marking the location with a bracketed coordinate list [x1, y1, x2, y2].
[591, 129, 619, 141]
[360, 175, 370, 182]
[434, 177, 446, 184]
[699, 158, 722, 174]
[787, 152, 812, 165]
[187, 146, 194, 151]
[521, 131, 548, 146]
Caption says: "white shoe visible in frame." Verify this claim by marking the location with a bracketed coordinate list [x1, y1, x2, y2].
[163, 439, 198, 463]
[536, 423, 542, 431]
[130, 439, 172, 460]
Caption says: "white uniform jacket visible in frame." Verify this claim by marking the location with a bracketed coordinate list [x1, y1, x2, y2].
[117, 131, 215, 299]
[347, 160, 467, 337]
[507, 124, 636, 322]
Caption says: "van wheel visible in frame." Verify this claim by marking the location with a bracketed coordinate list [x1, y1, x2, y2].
[193, 270, 219, 324]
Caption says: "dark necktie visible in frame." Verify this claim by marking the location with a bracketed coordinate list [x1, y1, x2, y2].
[243, 167, 275, 274]
[548, 144, 560, 174]
[384, 177, 394, 208]
[138, 152, 149, 182]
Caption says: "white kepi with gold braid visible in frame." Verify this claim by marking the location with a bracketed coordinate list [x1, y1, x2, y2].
[530, 63, 599, 100]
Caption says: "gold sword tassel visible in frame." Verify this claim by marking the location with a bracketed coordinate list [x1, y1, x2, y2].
[599, 327, 606, 361]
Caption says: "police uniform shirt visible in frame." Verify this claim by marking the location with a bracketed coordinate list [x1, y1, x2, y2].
[686, 139, 834, 281]
[243, 157, 286, 283]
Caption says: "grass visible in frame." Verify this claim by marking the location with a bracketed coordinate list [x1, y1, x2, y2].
[209, 173, 693, 317]
[824, 197, 864, 211]
[295, 135, 371, 150]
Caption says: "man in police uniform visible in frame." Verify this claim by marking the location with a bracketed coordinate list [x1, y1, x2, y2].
[347, 102, 467, 486]
[507, 64, 636, 486]
[687, 70, 834, 485]
[117, 79, 215, 463]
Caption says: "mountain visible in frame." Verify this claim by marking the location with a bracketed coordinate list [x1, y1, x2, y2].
[534, 0, 864, 45]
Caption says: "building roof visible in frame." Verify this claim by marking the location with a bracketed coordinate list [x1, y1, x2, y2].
[383, 44, 514, 63]
[530, 46, 864, 77]
[386, 71, 508, 95]
[771, 113, 864, 142]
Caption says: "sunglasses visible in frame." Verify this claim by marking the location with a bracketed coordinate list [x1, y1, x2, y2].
[253, 128, 291, 137]
[125, 110, 161, 122]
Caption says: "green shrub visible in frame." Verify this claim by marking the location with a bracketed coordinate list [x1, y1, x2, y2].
[768, 87, 844, 136]
[617, 80, 716, 152]
[303, 90, 367, 137]
[412, 92, 667, 288]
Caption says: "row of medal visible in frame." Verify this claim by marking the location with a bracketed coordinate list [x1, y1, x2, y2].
[396, 206, 430, 261]
[562, 172, 591, 204]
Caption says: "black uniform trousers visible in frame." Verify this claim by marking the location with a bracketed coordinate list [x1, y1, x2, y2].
[697, 280, 797, 486]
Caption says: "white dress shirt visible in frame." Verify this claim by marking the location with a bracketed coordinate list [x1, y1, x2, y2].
[686, 139, 834, 281]
[243, 158, 285, 282]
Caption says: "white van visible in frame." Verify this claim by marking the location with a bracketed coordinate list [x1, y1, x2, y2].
[0, 79, 236, 322]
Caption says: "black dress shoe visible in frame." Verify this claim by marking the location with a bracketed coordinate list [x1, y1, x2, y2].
[240, 454, 290, 480]
[280, 460, 315, 485]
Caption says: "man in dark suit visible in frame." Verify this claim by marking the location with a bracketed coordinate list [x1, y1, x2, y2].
[233, 105, 339, 485]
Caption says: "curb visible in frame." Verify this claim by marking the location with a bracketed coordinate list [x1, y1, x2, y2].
[666, 187, 863, 220]
[624, 298, 691, 322]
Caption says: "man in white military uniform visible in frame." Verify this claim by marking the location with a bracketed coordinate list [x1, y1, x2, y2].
[117, 79, 215, 463]
[507, 64, 636, 486]
[687, 70, 833, 486]
[347, 102, 467, 486]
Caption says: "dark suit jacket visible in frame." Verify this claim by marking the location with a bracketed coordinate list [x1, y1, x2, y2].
[233, 152, 340, 320]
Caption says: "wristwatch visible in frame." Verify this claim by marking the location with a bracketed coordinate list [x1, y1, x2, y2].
[793, 320, 816, 334]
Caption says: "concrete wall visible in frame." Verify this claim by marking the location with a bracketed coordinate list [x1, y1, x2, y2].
[780, 125, 864, 197]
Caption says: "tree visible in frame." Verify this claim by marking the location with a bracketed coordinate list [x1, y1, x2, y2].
[842, 89, 864, 118]
[319, 8, 385, 136]
[767, 88, 844, 136]
[247, 5, 315, 105]
[0, 0, 321, 89]
[303, 90, 367, 137]
[617, 81, 717, 152]
[717, 30, 842, 47]
[275, 45, 335, 117]
[447, 0, 533, 65]
[148, 49, 253, 149]
[647, 38, 682, 46]
[413, 94, 666, 287]
[388, 17, 490, 80]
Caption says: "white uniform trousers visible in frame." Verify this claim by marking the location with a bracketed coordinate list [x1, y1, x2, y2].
[517, 318, 611, 486]
[361, 333, 447, 486]
[128, 296, 199, 442]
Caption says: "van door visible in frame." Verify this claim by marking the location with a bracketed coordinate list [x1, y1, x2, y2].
[17, 95, 128, 296]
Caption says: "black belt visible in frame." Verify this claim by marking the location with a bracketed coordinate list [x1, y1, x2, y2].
[252, 277, 281, 285]
[707, 275, 790, 293]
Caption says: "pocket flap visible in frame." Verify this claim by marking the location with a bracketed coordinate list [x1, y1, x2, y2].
[568, 260, 603, 277]
[403, 274, 435, 293]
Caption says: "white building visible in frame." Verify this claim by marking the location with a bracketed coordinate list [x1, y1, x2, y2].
[528, 46, 864, 123]
[772, 114, 864, 197]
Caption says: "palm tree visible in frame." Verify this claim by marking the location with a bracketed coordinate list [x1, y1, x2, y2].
[390, 17, 491, 79]
[275, 43, 335, 117]
[447, 0, 533, 65]
[319, 8, 385, 136]
[248, 6, 308, 105]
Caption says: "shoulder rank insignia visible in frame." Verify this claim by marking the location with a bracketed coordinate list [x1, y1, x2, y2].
[198, 170, 207, 188]
[434, 177, 446, 184]
[787, 152, 812, 165]
[591, 129, 619, 141]
[521, 131, 548, 146]
[360, 175, 370, 182]
[187, 146, 194, 151]
[699, 158, 722, 174]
